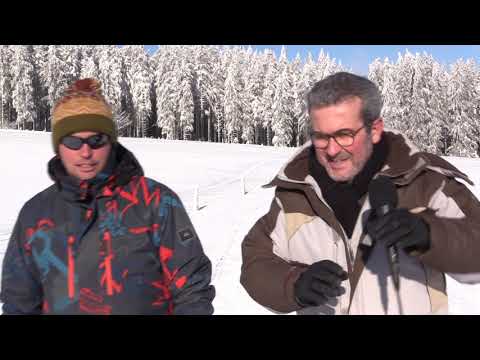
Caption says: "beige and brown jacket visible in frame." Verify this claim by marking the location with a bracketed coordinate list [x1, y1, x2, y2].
[240, 131, 480, 315]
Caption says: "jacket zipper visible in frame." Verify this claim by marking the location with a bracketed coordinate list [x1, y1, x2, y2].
[67, 235, 75, 299]
[103, 230, 114, 296]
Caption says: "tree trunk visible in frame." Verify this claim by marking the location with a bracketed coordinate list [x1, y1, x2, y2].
[200, 112, 204, 141]
[207, 112, 211, 142]
[1, 96, 3, 128]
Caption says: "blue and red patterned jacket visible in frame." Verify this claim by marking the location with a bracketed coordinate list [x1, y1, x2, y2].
[0, 143, 215, 314]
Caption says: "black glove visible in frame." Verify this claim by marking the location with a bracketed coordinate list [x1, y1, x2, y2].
[294, 260, 348, 308]
[366, 208, 431, 254]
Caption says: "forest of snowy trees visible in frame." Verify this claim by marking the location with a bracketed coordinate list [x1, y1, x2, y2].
[1, 45, 479, 157]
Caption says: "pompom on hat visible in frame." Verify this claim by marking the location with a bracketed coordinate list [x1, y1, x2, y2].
[51, 78, 117, 151]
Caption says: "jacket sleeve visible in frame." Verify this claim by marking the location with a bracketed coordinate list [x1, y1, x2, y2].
[1, 213, 43, 315]
[156, 189, 215, 315]
[418, 175, 480, 275]
[240, 196, 307, 314]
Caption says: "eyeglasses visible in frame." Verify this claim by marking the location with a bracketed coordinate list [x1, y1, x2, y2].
[61, 134, 110, 150]
[310, 125, 366, 149]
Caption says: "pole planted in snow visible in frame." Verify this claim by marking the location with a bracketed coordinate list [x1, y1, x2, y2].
[194, 186, 200, 210]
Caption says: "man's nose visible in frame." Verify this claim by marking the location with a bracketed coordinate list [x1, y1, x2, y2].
[325, 138, 342, 157]
[79, 143, 93, 158]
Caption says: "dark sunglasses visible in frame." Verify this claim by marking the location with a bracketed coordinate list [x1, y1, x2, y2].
[61, 133, 110, 150]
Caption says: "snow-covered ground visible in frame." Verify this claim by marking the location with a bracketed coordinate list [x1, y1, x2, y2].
[1, 129, 479, 314]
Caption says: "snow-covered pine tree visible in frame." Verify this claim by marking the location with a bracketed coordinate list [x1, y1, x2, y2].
[409, 52, 444, 153]
[192, 45, 221, 142]
[239, 46, 257, 144]
[295, 52, 317, 144]
[0, 45, 14, 128]
[177, 48, 195, 140]
[221, 46, 247, 143]
[154, 46, 194, 140]
[272, 46, 294, 147]
[260, 49, 278, 146]
[385, 51, 416, 136]
[233, 46, 250, 143]
[154, 46, 184, 140]
[223, 47, 242, 143]
[212, 46, 230, 143]
[66, 45, 82, 81]
[430, 60, 450, 155]
[243, 48, 270, 145]
[447, 58, 479, 157]
[317, 49, 344, 80]
[251, 50, 268, 145]
[80, 45, 101, 80]
[40, 45, 74, 124]
[11, 45, 37, 130]
[32, 45, 50, 130]
[98, 45, 128, 133]
[368, 57, 385, 92]
[290, 52, 303, 146]
[379, 57, 399, 131]
[122, 45, 153, 138]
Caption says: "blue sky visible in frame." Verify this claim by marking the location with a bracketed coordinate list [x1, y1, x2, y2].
[144, 45, 480, 75]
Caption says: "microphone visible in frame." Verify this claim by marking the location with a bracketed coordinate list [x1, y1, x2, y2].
[368, 176, 400, 291]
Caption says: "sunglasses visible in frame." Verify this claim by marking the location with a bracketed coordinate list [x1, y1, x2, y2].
[61, 134, 110, 150]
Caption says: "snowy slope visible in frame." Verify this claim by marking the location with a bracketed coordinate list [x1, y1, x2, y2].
[1, 129, 479, 314]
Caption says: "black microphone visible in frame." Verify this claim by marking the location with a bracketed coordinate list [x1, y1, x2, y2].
[368, 176, 400, 291]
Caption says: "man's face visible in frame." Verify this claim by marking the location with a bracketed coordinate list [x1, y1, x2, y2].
[310, 97, 384, 182]
[58, 131, 112, 181]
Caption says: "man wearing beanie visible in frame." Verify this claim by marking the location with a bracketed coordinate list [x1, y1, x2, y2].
[1, 78, 215, 315]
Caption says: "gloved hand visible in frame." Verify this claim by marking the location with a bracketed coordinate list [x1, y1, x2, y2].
[366, 208, 431, 254]
[294, 260, 348, 307]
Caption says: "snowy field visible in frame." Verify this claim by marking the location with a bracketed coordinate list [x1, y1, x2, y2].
[1, 129, 480, 315]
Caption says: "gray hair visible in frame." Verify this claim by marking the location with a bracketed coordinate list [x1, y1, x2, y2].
[307, 72, 383, 131]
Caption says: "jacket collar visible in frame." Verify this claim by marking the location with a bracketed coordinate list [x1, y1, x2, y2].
[48, 143, 144, 203]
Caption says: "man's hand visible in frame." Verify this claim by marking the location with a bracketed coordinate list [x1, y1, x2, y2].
[366, 208, 431, 254]
[294, 260, 348, 307]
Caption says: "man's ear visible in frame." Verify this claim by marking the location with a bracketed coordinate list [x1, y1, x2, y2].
[371, 118, 384, 144]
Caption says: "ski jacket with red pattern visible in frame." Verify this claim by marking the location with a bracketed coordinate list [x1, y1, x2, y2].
[1, 143, 215, 315]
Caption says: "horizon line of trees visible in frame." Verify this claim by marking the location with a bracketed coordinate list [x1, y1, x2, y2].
[1, 45, 479, 157]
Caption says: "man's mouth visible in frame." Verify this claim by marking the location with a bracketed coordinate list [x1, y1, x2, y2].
[77, 164, 97, 170]
[327, 157, 350, 168]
